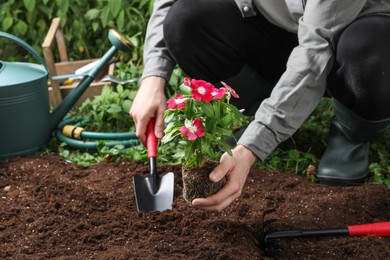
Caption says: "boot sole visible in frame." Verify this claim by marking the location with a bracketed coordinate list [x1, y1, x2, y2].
[317, 176, 366, 186]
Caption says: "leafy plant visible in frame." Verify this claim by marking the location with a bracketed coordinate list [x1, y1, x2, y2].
[0, 0, 151, 62]
[368, 133, 390, 187]
[257, 149, 319, 176]
[162, 78, 247, 168]
[70, 84, 138, 132]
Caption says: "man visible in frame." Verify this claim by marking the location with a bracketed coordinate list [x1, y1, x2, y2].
[130, 0, 390, 212]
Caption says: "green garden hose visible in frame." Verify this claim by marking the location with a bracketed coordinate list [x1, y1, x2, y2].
[55, 116, 140, 150]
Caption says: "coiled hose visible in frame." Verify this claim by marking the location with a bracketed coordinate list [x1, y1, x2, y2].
[55, 116, 140, 150]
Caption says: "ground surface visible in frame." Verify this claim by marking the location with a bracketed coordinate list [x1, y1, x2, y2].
[1, 153, 389, 259]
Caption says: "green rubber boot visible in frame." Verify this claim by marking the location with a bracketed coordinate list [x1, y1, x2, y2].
[317, 99, 390, 186]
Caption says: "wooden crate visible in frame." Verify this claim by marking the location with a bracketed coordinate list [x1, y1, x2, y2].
[42, 17, 115, 109]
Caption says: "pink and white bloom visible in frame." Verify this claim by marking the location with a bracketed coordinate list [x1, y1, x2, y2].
[180, 118, 205, 141]
[167, 94, 188, 110]
[211, 87, 227, 99]
[190, 79, 214, 103]
[220, 81, 239, 98]
[183, 77, 191, 87]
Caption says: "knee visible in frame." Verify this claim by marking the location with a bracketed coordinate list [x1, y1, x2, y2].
[336, 16, 390, 73]
[331, 16, 390, 119]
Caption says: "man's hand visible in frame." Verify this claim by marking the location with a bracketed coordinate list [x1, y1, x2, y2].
[129, 76, 167, 144]
[192, 145, 257, 212]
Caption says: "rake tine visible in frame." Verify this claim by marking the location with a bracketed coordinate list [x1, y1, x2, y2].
[262, 208, 277, 231]
[261, 208, 277, 255]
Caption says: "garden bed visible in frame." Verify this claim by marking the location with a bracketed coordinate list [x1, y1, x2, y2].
[1, 153, 389, 259]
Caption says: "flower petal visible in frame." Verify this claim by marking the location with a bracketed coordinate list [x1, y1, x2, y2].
[187, 132, 197, 140]
[196, 127, 205, 137]
[177, 101, 187, 110]
[193, 118, 203, 127]
[221, 81, 239, 98]
[191, 79, 215, 103]
[180, 126, 189, 136]
[211, 87, 227, 99]
[167, 97, 177, 109]
[183, 77, 191, 87]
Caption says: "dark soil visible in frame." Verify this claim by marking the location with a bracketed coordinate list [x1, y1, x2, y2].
[1, 153, 389, 259]
[182, 160, 226, 203]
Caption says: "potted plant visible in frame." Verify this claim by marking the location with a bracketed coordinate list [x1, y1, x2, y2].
[162, 78, 246, 203]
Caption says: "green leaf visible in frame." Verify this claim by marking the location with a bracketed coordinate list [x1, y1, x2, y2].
[101, 85, 111, 96]
[200, 102, 214, 118]
[205, 117, 217, 133]
[23, 0, 35, 12]
[225, 103, 244, 120]
[92, 22, 99, 32]
[121, 99, 132, 112]
[85, 9, 100, 20]
[287, 149, 300, 160]
[116, 84, 124, 95]
[101, 7, 111, 28]
[216, 139, 233, 156]
[164, 112, 175, 124]
[109, 0, 122, 17]
[221, 115, 232, 127]
[14, 21, 28, 35]
[116, 9, 125, 30]
[56, 0, 69, 14]
[164, 121, 176, 134]
[128, 90, 137, 100]
[213, 101, 221, 119]
[161, 130, 180, 144]
[172, 150, 185, 158]
[184, 140, 198, 162]
[183, 99, 195, 118]
[179, 83, 191, 94]
[215, 126, 232, 137]
[2, 16, 13, 30]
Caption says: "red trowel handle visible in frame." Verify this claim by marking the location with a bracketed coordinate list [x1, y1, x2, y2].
[146, 118, 157, 159]
[348, 222, 390, 236]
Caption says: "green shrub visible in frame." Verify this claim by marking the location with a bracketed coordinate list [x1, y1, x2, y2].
[0, 0, 153, 62]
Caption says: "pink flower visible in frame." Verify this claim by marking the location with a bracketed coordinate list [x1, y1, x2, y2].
[220, 81, 239, 98]
[167, 94, 187, 110]
[190, 79, 214, 103]
[180, 118, 205, 141]
[211, 87, 227, 99]
[183, 77, 191, 87]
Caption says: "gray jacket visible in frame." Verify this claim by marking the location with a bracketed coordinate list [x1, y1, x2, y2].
[142, 0, 390, 161]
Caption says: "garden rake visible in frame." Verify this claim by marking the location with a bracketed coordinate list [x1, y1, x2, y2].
[261, 209, 390, 254]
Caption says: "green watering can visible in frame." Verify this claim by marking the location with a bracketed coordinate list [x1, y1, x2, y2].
[0, 30, 134, 160]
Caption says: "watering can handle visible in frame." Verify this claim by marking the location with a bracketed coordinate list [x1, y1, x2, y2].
[0, 31, 49, 72]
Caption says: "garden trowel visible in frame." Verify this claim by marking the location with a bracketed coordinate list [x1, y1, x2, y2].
[133, 118, 174, 212]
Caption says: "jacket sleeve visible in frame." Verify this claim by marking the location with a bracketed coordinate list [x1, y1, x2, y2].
[142, 0, 176, 81]
[238, 0, 368, 161]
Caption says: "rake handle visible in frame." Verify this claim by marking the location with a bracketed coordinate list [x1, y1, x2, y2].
[265, 222, 390, 241]
[265, 228, 348, 241]
[146, 118, 157, 159]
[348, 222, 390, 236]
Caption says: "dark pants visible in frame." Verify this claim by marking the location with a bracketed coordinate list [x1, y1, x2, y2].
[163, 0, 390, 120]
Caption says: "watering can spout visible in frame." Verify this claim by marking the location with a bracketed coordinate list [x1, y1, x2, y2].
[50, 30, 134, 132]
[0, 30, 134, 160]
